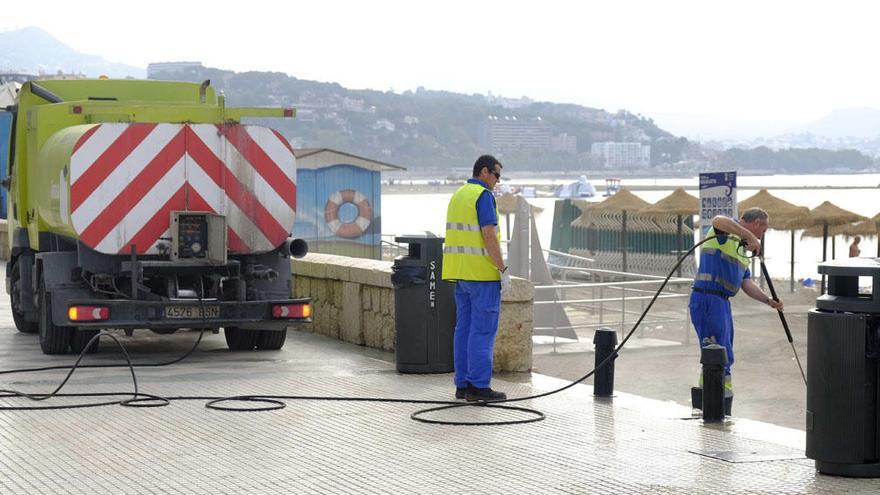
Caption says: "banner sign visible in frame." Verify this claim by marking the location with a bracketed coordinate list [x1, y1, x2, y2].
[699, 171, 737, 238]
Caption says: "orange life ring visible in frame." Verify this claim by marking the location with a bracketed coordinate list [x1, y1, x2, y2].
[325, 189, 373, 238]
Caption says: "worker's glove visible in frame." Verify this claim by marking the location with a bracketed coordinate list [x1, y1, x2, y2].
[500, 270, 512, 294]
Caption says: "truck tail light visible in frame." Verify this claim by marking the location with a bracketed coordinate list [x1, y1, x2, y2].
[272, 303, 311, 319]
[68, 306, 110, 322]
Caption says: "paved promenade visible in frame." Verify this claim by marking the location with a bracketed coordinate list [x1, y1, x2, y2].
[0, 299, 878, 493]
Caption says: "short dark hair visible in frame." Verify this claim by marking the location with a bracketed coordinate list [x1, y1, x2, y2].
[472, 155, 502, 177]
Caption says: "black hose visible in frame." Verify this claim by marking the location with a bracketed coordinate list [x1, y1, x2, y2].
[0, 237, 715, 425]
[409, 235, 714, 425]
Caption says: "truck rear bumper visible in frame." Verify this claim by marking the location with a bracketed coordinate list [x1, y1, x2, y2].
[62, 298, 312, 330]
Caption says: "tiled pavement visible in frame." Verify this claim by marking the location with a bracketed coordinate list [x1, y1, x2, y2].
[0, 305, 878, 493]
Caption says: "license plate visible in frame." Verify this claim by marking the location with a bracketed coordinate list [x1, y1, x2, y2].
[164, 305, 220, 319]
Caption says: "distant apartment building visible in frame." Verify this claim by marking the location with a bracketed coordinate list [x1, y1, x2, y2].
[482, 115, 551, 153]
[591, 142, 651, 169]
[147, 61, 204, 79]
[551, 133, 578, 154]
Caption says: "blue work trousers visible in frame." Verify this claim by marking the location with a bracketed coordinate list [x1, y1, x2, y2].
[453, 280, 501, 389]
[689, 291, 734, 374]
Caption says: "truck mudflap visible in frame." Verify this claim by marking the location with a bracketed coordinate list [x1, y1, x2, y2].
[60, 297, 312, 330]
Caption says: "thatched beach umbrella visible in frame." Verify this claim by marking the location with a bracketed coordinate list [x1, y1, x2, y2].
[640, 188, 698, 276]
[802, 219, 878, 257]
[497, 192, 544, 215]
[809, 201, 866, 292]
[737, 189, 812, 292]
[738, 189, 812, 230]
[589, 188, 651, 272]
[801, 220, 878, 239]
[496, 192, 543, 239]
[570, 199, 596, 228]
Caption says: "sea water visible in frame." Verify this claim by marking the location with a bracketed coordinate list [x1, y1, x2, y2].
[382, 174, 880, 283]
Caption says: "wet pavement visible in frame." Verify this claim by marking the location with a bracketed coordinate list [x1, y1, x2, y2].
[533, 287, 817, 431]
[1, 288, 879, 493]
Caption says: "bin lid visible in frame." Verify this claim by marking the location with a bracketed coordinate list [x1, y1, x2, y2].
[818, 257, 880, 277]
[394, 232, 444, 244]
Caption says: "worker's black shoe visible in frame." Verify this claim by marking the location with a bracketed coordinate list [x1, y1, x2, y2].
[455, 387, 467, 400]
[465, 386, 507, 402]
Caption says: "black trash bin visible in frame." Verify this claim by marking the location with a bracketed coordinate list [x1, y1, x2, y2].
[391, 234, 456, 373]
[806, 258, 880, 477]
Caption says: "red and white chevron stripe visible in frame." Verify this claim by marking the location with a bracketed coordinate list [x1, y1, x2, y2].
[69, 123, 297, 255]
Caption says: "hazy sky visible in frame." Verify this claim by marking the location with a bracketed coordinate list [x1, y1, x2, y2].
[4, 0, 880, 138]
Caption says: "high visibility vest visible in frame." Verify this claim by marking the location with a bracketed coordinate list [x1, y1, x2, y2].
[441, 182, 501, 281]
[694, 226, 750, 296]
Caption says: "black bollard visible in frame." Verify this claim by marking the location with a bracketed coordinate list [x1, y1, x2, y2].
[700, 344, 728, 422]
[593, 327, 618, 398]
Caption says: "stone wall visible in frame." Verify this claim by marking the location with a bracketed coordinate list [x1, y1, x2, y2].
[292, 252, 533, 372]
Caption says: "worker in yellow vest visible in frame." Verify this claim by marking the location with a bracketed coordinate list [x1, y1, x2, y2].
[442, 155, 511, 402]
[690, 208, 783, 412]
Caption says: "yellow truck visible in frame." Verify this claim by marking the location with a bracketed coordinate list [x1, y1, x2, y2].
[4, 78, 310, 354]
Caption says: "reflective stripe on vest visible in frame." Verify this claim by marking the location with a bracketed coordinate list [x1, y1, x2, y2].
[446, 222, 481, 232]
[441, 182, 501, 281]
[694, 226, 750, 296]
[443, 245, 489, 256]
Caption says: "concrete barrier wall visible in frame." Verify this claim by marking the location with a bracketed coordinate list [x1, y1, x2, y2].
[292, 252, 533, 372]
[0, 225, 533, 371]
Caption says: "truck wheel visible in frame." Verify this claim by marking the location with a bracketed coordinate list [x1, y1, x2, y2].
[256, 329, 287, 350]
[70, 330, 100, 354]
[10, 262, 37, 334]
[224, 327, 257, 350]
[38, 288, 72, 355]
[12, 305, 37, 334]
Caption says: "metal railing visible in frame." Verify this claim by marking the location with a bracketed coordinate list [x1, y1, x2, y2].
[535, 250, 692, 350]
[381, 234, 693, 352]
[380, 235, 407, 260]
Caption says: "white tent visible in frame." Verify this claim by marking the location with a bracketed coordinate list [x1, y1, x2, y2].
[554, 175, 598, 198]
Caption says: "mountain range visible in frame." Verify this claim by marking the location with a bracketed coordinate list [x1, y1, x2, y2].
[793, 107, 880, 139]
[0, 27, 144, 78]
[1, 27, 878, 171]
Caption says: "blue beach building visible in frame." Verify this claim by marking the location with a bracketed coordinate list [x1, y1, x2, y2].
[294, 148, 405, 260]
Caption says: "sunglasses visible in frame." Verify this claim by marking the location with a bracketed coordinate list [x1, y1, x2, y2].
[490, 170, 501, 180]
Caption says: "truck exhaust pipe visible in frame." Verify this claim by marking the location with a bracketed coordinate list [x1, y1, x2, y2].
[199, 80, 210, 104]
[285, 238, 309, 258]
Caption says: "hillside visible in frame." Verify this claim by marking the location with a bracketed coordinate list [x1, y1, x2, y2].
[0, 27, 144, 79]
[149, 64, 689, 170]
[796, 107, 880, 139]
[3, 26, 876, 173]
